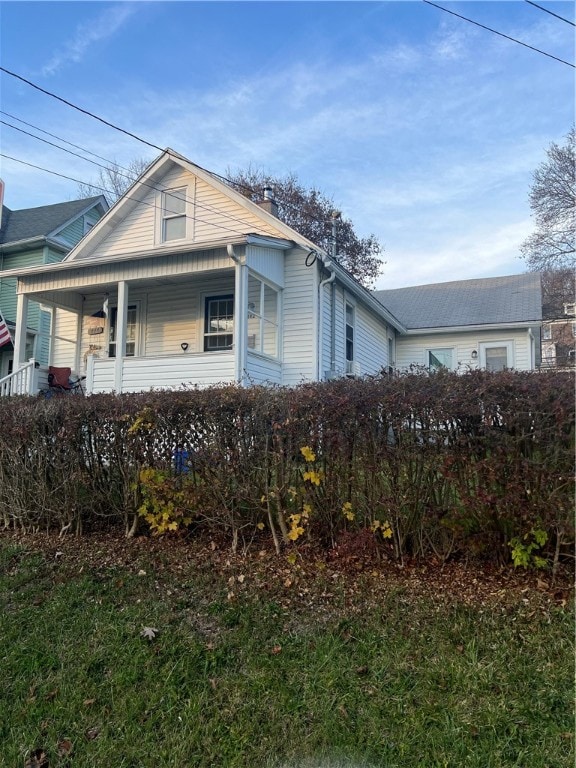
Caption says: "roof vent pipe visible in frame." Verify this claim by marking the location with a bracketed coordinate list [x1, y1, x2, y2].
[257, 187, 279, 218]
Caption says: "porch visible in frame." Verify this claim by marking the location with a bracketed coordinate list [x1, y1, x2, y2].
[4, 243, 284, 396]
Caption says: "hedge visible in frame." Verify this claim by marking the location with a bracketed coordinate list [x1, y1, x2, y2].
[0, 369, 573, 569]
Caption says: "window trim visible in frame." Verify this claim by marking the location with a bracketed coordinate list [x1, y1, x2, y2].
[345, 301, 355, 365]
[160, 186, 188, 243]
[107, 302, 140, 358]
[426, 347, 455, 371]
[204, 294, 234, 352]
[479, 340, 514, 372]
[247, 274, 280, 359]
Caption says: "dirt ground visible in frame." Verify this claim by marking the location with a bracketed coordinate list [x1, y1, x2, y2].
[2, 529, 572, 618]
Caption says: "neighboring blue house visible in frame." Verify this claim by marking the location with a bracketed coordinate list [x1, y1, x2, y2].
[0, 195, 109, 376]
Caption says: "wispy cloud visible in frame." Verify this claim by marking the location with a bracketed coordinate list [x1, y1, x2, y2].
[42, 4, 136, 77]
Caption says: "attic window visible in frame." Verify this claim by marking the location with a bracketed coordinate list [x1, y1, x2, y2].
[162, 187, 187, 241]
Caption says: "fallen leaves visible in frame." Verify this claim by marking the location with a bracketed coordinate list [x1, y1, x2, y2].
[140, 626, 159, 641]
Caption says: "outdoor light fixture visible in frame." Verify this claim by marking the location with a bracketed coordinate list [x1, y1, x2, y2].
[181, 342, 189, 351]
[471, 350, 478, 359]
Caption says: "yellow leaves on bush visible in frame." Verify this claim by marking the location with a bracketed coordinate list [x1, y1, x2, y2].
[342, 502, 354, 521]
[137, 467, 194, 535]
[128, 407, 156, 434]
[287, 512, 306, 541]
[300, 445, 316, 463]
[371, 519, 393, 539]
[303, 470, 322, 486]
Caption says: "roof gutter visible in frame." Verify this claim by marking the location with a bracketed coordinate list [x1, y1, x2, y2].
[403, 320, 541, 335]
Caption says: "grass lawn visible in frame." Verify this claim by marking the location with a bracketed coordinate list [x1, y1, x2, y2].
[0, 532, 573, 768]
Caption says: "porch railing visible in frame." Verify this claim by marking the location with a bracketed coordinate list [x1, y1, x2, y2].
[0, 359, 41, 397]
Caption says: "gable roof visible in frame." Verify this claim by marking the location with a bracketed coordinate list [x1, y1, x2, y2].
[373, 273, 542, 331]
[63, 149, 326, 264]
[0, 196, 108, 246]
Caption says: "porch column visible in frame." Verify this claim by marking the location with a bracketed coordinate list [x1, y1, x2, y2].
[13, 292, 29, 367]
[114, 280, 128, 393]
[234, 261, 248, 384]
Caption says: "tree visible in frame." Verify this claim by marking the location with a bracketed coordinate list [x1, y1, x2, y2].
[225, 166, 385, 288]
[77, 158, 151, 203]
[521, 128, 575, 272]
[540, 267, 574, 320]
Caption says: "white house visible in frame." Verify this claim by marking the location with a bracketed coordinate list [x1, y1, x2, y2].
[2, 150, 401, 395]
[373, 273, 542, 373]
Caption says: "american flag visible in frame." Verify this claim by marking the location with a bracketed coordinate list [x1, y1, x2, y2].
[0, 311, 12, 348]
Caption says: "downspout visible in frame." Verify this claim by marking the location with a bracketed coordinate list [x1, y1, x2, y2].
[318, 255, 335, 380]
[330, 211, 340, 374]
[227, 244, 246, 385]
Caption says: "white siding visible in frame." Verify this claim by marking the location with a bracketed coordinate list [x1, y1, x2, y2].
[89, 353, 235, 394]
[245, 352, 282, 385]
[320, 283, 390, 379]
[75, 163, 289, 261]
[355, 302, 389, 376]
[246, 246, 285, 287]
[320, 281, 332, 377]
[20, 250, 233, 294]
[395, 329, 534, 372]
[281, 249, 317, 385]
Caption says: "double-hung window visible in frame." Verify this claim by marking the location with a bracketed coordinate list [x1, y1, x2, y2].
[204, 295, 234, 351]
[161, 187, 187, 242]
[247, 275, 279, 357]
[345, 303, 355, 364]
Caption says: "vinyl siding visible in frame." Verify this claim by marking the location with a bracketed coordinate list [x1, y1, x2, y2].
[1, 249, 44, 323]
[355, 302, 389, 376]
[395, 329, 534, 371]
[19, 249, 233, 295]
[281, 249, 317, 385]
[89, 353, 235, 394]
[246, 246, 285, 287]
[51, 308, 80, 369]
[245, 352, 282, 385]
[77, 274, 235, 374]
[321, 284, 389, 378]
[74, 164, 288, 261]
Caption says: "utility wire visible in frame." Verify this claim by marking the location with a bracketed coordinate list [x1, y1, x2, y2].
[0, 66, 257, 194]
[1, 109, 337, 232]
[524, 0, 575, 27]
[0, 110, 135, 168]
[0, 66, 166, 152]
[0, 65, 342, 228]
[0, 152, 253, 239]
[422, 0, 575, 67]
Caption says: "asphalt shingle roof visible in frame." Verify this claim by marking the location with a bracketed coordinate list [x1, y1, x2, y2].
[0, 197, 103, 245]
[373, 273, 542, 330]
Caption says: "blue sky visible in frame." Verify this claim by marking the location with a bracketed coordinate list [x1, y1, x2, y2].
[0, 1, 573, 288]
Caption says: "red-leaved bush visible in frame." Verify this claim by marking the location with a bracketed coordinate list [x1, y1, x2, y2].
[0, 369, 573, 568]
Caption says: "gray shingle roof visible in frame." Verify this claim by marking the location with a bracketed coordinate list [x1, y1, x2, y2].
[0, 197, 103, 245]
[373, 273, 542, 330]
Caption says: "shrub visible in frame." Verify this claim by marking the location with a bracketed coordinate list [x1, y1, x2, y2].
[0, 370, 573, 569]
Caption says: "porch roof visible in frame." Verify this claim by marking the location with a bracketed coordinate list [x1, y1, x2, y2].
[0, 233, 294, 281]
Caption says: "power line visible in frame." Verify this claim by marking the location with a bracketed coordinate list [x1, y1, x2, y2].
[524, 0, 575, 27]
[0, 118, 279, 233]
[1, 108, 336, 233]
[0, 152, 254, 239]
[0, 109, 137, 169]
[0, 66, 258, 196]
[422, 0, 575, 67]
[0, 67, 343, 232]
[0, 65, 166, 152]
